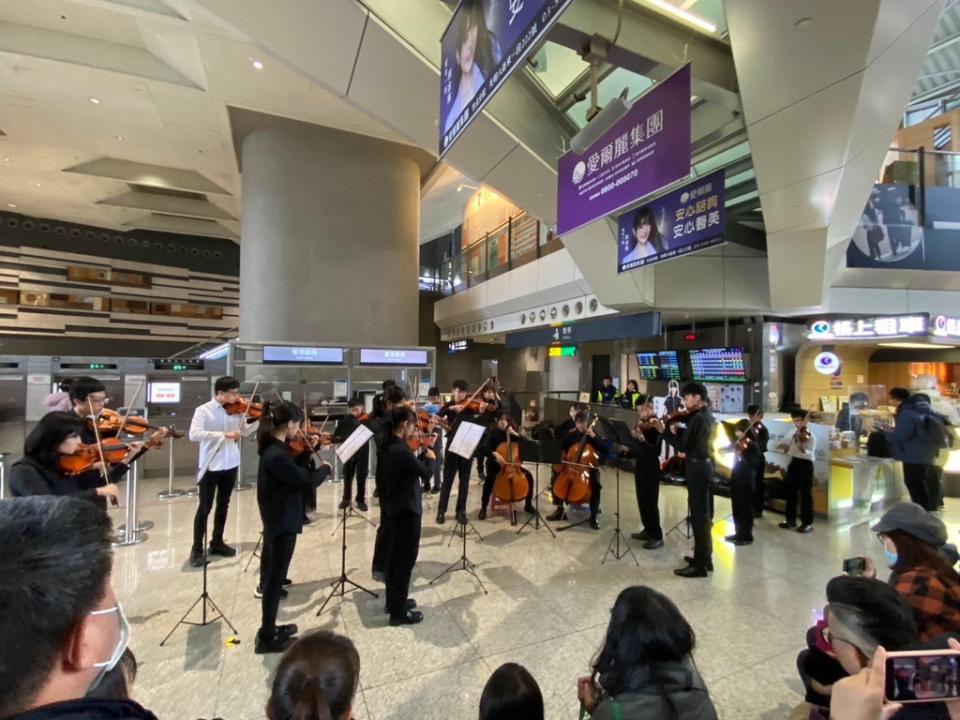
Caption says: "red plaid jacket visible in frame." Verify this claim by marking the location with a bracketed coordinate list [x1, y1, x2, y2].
[892, 566, 960, 641]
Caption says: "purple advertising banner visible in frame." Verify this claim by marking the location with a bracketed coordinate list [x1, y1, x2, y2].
[440, 0, 575, 157]
[616, 169, 726, 273]
[556, 65, 691, 237]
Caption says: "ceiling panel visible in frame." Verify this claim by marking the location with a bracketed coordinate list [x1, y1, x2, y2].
[0, 0, 146, 46]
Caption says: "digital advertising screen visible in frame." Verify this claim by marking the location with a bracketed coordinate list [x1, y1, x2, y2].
[262, 346, 344, 364]
[359, 348, 430, 366]
[148, 382, 181, 404]
[688, 347, 746, 382]
[439, 0, 575, 157]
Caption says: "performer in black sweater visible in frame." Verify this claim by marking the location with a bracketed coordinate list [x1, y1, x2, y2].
[747, 404, 770, 518]
[620, 405, 664, 549]
[254, 400, 331, 654]
[547, 412, 603, 530]
[726, 418, 761, 546]
[435, 380, 493, 525]
[478, 410, 535, 521]
[370, 384, 407, 582]
[334, 398, 370, 511]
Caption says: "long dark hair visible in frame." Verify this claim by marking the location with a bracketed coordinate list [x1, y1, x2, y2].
[454, 0, 498, 82]
[592, 586, 696, 718]
[257, 400, 302, 455]
[629, 206, 664, 255]
[390, 407, 414, 436]
[479, 662, 544, 720]
[24, 412, 84, 470]
[266, 631, 359, 720]
[887, 529, 960, 583]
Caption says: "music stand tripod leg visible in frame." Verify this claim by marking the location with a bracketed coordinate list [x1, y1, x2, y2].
[516, 462, 556, 538]
[430, 517, 488, 594]
[317, 506, 378, 616]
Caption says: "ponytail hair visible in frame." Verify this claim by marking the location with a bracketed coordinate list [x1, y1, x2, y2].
[257, 400, 302, 455]
[266, 631, 359, 720]
[389, 406, 414, 435]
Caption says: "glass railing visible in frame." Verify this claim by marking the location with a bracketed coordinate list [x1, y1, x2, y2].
[419, 212, 564, 296]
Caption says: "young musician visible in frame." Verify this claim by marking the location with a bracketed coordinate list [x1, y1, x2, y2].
[187, 376, 259, 568]
[557, 404, 579, 437]
[380, 407, 434, 625]
[475, 385, 501, 485]
[671, 383, 715, 578]
[747, 405, 770, 518]
[10, 411, 121, 505]
[423, 387, 444, 493]
[547, 411, 602, 530]
[479, 411, 535, 521]
[726, 418, 761, 546]
[436, 380, 491, 525]
[254, 401, 332, 653]
[68, 377, 139, 495]
[621, 405, 664, 549]
[334, 398, 370, 512]
[777, 409, 817, 534]
[370, 384, 406, 582]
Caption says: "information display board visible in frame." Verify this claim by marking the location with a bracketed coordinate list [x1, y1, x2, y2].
[359, 348, 429, 366]
[262, 346, 344, 364]
[148, 382, 181, 404]
[688, 347, 746, 382]
[636, 350, 682, 380]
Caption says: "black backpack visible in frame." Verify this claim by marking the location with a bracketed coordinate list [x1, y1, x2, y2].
[867, 430, 893, 458]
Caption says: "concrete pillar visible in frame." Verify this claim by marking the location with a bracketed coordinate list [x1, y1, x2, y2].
[239, 123, 421, 344]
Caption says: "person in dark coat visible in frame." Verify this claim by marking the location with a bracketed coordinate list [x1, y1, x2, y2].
[254, 401, 331, 654]
[621, 405, 664, 549]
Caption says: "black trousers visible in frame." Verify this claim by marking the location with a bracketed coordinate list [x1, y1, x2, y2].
[438, 452, 473, 515]
[752, 457, 767, 515]
[784, 458, 814, 526]
[930, 465, 944, 509]
[730, 460, 755, 540]
[634, 463, 662, 540]
[259, 531, 296, 635]
[480, 458, 534, 510]
[192, 467, 237, 551]
[385, 512, 421, 619]
[686, 458, 713, 568]
[552, 469, 602, 519]
[903, 462, 935, 511]
[372, 517, 390, 578]
[342, 445, 369, 502]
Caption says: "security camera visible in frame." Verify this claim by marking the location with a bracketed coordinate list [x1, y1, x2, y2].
[570, 96, 630, 155]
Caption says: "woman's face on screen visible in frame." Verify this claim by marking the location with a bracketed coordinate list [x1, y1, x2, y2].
[459, 20, 478, 73]
[633, 219, 652, 244]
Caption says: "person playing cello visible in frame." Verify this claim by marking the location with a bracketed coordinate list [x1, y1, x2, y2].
[547, 411, 603, 530]
[479, 411, 535, 521]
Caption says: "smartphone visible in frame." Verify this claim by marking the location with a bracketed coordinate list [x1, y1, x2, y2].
[843, 557, 866, 576]
[885, 650, 960, 704]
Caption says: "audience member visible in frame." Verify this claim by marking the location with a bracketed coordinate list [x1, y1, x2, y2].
[86, 649, 138, 701]
[886, 388, 940, 510]
[266, 630, 360, 720]
[43, 378, 74, 413]
[479, 663, 544, 720]
[0, 496, 154, 720]
[578, 586, 717, 719]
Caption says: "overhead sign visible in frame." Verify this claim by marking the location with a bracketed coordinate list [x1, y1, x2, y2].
[439, 0, 575, 157]
[506, 311, 661, 348]
[933, 315, 960, 338]
[556, 65, 691, 236]
[617, 169, 725, 272]
[814, 352, 841, 375]
[806, 315, 929, 340]
[447, 340, 472, 354]
[152, 359, 204, 371]
[262, 346, 344, 365]
[548, 346, 576, 358]
[359, 348, 430, 366]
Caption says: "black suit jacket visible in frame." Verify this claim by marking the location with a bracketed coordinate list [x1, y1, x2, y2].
[256, 440, 330, 538]
[379, 436, 432, 518]
[10, 457, 104, 507]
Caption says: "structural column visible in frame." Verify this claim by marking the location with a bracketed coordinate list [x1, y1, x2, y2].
[239, 121, 421, 345]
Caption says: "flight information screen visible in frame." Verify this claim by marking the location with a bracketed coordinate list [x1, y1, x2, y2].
[636, 352, 660, 380]
[688, 347, 746, 382]
[636, 350, 682, 380]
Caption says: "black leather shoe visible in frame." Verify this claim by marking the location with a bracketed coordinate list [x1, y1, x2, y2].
[429, 486, 441, 495]
[254, 585, 288, 599]
[389, 610, 424, 626]
[436, 513, 445, 525]
[384, 599, 417, 614]
[478, 508, 487, 520]
[674, 565, 708, 578]
[338, 498, 350, 510]
[189, 549, 206, 567]
[208, 542, 236, 557]
[254, 629, 292, 654]
[643, 539, 664, 550]
[282, 578, 293, 587]
[589, 518, 600, 530]
[797, 524, 813, 534]
[276, 624, 298, 638]
[725, 534, 753, 546]
[683, 555, 714, 572]
[546, 508, 565, 521]
[631, 530, 650, 541]
[778, 521, 796, 530]
[301, 515, 312, 525]
[356, 500, 368, 512]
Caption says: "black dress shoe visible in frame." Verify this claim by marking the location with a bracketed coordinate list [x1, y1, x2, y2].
[282, 578, 293, 587]
[778, 521, 797, 530]
[724, 534, 753, 546]
[683, 555, 714, 572]
[338, 498, 350, 510]
[208, 542, 236, 557]
[436, 513, 445, 525]
[631, 530, 651, 541]
[356, 500, 368, 512]
[301, 515, 312, 525]
[384, 599, 417, 614]
[546, 508, 565, 521]
[429, 486, 440, 495]
[478, 508, 487, 520]
[254, 585, 288, 599]
[589, 518, 600, 530]
[276, 623, 298, 638]
[643, 538, 664, 550]
[189, 549, 206, 567]
[389, 610, 424, 626]
[796, 524, 813, 534]
[674, 564, 709, 578]
[254, 629, 293, 654]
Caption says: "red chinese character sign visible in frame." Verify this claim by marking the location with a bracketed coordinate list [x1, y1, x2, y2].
[556, 64, 691, 236]
[616, 169, 726, 272]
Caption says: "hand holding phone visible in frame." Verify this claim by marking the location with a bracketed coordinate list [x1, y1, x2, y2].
[885, 649, 960, 704]
[844, 556, 867, 576]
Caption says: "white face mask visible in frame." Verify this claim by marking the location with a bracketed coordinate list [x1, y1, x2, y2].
[87, 603, 130, 694]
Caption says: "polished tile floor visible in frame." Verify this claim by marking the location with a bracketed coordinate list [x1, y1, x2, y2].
[111, 467, 959, 720]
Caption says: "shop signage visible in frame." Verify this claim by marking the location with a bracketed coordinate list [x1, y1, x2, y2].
[814, 352, 841, 375]
[439, 0, 575, 157]
[806, 315, 929, 340]
[506, 311, 661, 349]
[447, 340, 472, 354]
[933, 315, 960, 338]
[556, 65, 691, 236]
[548, 346, 577, 358]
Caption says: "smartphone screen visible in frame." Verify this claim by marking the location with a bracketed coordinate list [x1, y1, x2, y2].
[886, 653, 960, 703]
[843, 557, 866, 576]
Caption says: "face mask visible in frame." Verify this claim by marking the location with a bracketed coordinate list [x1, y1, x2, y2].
[883, 547, 898, 568]
[423, 402, 440, 415]
[87, 604, 130, 694]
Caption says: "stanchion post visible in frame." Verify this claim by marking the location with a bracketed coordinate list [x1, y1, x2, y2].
[114, 460, 148, 547]
[0, 452, 6, 499]
[159, 437, 186, 499]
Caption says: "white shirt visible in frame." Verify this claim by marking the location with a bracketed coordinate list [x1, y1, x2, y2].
[189, 399, 259, 473]
[782, 427, 816, 461]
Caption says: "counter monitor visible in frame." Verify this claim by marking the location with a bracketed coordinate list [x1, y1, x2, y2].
[148, 382, 181, 404]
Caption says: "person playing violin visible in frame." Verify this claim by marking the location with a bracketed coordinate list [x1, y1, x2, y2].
[187, 376, 259, 568]
[67, 377, 144, 499]
[620, 404, 664, 549]
[370, 383, 407, 582]
[475, 385, 502, 487]
[747, 405, 771, 519]
[435, 379, 492, 525]
[423, 387, 444, 493]
[10, 411, 123, 507]
[726, 418, 762, 546]
[776, 408, 817, 534]
[670, 382, 716, 579]
[479, 411, 535, 521]
[334, 398, 371, 512]
[547, 411, 603, 530]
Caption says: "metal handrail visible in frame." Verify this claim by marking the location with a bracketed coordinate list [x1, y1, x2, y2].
[167, 325, 238, 359]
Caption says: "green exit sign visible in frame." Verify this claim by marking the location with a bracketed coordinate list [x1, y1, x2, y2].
[548, 346, 576, 358]
[152, 359, 205, 371]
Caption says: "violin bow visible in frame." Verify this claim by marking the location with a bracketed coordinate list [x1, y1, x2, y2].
[457, 378, 491, 413]
[86, 397, 118, 506]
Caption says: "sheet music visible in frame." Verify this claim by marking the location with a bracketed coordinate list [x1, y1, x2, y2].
[448, 421, 486, 459]
[336, 425, 373, 463]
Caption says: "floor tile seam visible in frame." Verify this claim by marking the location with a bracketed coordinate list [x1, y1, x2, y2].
[359, 650, 485, 692]
[699, 641, 806, 686]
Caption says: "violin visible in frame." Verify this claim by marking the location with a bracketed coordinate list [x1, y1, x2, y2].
[663, 406, 702, 428]
[58, 433, 164, 475]
[493, 427, 531, 508]
[552, 416, 599, 505]
[86, 408, 183, 439]
[795, 406, 815, 444]
[223, 398, 263, 421]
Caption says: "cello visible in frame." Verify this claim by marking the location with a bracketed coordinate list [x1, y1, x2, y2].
[552, 415, 599, 506]
[492, 423, 531, 505]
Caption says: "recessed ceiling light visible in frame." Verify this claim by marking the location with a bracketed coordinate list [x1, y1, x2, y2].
[7, 203, 16, 208]
[877, 342, 956, 349]
[114, 134, 123, 141]
[3, 157, 9, 163]
[35, 183, 41, 188]
[89, 97, 100, 104]
[251, 59, 264, 70]
[644, 0, 717, 33]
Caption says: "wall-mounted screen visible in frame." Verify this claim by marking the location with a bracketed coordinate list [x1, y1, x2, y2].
[688, 347, 747, 382]
[658, 350, 682, 380]
[148, 382, 181, 404]
[262, 346, 344, 364]
[636, 352, 660, 381]
[359, 348, 429, 366]
[636, 350, 681, 381]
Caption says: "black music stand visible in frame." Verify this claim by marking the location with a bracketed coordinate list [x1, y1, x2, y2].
[243, 532, 262, 573]
[429, 513, 488, 594]
[317, 503, 379, 615]
[595, 416, 639, 565]
[515, 437, 556, 538]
